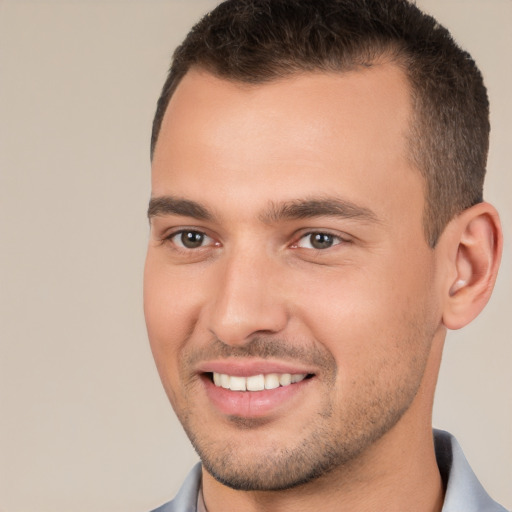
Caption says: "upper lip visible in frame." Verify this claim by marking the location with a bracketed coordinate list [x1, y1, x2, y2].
[196, 359, 315, 377]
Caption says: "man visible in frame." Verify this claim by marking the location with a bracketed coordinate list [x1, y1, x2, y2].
[143, 0, 506, 511]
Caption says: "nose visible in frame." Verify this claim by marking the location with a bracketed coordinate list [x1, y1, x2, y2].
[206, 249, 289, 346]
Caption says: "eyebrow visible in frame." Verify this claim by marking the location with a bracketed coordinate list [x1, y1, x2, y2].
[261, 197, 380, 224]
[147, 196, 213, 221]
[147, 194, 380, 224]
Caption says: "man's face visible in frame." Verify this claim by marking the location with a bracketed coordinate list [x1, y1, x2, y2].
[145, 66, 444, 490]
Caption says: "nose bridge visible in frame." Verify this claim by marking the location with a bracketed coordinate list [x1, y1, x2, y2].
[208, 241, 288, 345]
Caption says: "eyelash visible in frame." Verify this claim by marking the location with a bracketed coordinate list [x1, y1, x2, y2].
[163, 229, 348, 252]
[164, 230, 216, 250]
[292, 231, 346, 250]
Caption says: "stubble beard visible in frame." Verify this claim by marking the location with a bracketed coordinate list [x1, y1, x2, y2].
[171, 332, 433, 492]
[182, 385, 420, 491]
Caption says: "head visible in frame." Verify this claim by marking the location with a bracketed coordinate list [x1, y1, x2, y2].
[151, 0, 490, 248]
[144, 0, 501, 495]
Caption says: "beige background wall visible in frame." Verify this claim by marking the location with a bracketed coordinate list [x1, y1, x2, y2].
[0, 1, 510, 511]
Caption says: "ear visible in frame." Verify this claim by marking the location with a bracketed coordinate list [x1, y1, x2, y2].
[441, 202, 503, 330]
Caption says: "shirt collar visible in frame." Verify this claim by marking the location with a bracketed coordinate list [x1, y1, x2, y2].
[165, 430, 507, 512]
[434, 429, 507, 512]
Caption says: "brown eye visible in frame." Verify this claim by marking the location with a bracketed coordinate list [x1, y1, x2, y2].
[310, 233, 334, 249]
[172, 230, 212, 249]
[182, 231, 204, 248]
[297, 232, 341, 250]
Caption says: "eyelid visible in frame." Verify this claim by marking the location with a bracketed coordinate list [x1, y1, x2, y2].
[161, 227, 219, 250]
[156, 225, 351, 251]
[176, 231, 213, 249]
[290, 230, 350, 250]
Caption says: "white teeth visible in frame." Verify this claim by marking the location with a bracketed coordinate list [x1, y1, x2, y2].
[246, 374, 265, 391]
[212, 372, 308, 391]
[264, 373, 280, 390]
[220, 373, 230, 389]
[279, 374, 291, 386]
[228, 376, 246, 391]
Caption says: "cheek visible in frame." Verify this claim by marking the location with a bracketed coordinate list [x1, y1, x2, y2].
[143, 255, 201, 379]
[292, 253, 437, 375]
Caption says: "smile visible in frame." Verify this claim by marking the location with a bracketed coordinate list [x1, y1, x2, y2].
[204, 370, 314, 418]
[212, 372, 308, 391]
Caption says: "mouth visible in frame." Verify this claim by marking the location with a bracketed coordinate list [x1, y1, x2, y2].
[200, 368, 316, 419]
[209, 371, 313, 391]
[195, 358, 318, 418]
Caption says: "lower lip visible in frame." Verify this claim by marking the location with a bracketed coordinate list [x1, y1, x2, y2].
[202, 375, 312, 418]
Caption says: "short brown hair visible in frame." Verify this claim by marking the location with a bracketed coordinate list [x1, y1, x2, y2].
[151, 0, 489, 246]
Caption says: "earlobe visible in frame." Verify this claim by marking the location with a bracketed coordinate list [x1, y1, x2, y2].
[442, 202, 502, 330]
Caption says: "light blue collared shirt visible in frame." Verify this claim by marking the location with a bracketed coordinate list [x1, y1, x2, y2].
[151, 430, 509, 512]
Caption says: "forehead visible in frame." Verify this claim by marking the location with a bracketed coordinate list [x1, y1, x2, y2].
[151, 66, 424, 231]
